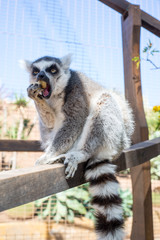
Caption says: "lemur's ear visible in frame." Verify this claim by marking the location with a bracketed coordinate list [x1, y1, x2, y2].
[60, 53, 72, 70]
[19, 60, 32, 72]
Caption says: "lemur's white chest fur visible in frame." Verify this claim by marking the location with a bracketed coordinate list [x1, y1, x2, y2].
[47, 94, 65, 133]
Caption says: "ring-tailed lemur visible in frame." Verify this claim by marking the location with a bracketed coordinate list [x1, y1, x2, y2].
[21, 54, 134, 240]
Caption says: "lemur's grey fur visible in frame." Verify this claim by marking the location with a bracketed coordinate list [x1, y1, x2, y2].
[21, 54, 134, 240]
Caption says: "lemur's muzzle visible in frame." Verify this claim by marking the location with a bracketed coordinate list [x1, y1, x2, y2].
[37, 71, 51, 99]
[37, 71, 49, 82]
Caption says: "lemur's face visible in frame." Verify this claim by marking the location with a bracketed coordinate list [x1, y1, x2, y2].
[30, 57, 64, 99]
[21, 54, 72, 99]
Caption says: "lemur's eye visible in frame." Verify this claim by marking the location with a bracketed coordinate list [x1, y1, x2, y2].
[51, 68, 57, 74]
[46, 64, 58, 74]
[33, 71, 38, 75]
[32, 67, 40, 76]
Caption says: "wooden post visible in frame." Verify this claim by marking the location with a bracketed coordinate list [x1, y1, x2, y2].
[122, 5, 154, 240]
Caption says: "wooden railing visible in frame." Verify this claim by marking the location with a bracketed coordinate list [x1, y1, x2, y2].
[99, 0, 160, 37]
[0, 137, 160, 212]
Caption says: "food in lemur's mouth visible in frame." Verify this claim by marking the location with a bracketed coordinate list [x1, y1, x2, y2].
[38, 80, 47, 89]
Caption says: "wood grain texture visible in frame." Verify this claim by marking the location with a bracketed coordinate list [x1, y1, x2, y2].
[99, 0, 160, 37]
[122, 5, 153, 240]
[0, 140, 42, 152]
[0, 163, 85, 212]
[0, 137, 159, 166]
[141, 10, 160, 37]
[0, 137, 160, 212]
[114, 137, 160, 171]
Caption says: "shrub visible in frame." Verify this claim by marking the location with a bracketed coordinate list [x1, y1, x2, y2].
[35, 184, 133, 222]
[119, 189, 133, 219]
[35, 183, 94, 222]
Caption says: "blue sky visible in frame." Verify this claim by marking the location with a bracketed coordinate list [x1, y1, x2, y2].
[0, 0, 159, 107]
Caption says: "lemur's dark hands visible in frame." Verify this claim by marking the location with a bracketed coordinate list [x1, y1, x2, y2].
[27, 83, 43, 100]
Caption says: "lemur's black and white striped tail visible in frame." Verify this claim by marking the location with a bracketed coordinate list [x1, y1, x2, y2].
[85, 160, 124, 240]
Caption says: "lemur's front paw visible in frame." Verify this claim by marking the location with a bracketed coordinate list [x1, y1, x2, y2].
[35, 153, 79, 179]
[63, 153, 79, 179]
[27, 83, 42, 100]
[35, 154, 64, 165]
[44, 153, 79, 178]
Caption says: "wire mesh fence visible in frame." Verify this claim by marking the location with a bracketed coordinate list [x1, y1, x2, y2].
[0, 0, 160, 239]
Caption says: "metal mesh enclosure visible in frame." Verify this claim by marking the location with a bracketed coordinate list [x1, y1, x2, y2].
[0, 0, 160, 239]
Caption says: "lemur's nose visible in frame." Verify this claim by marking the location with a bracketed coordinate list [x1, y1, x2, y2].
[37, 71, 46, 80]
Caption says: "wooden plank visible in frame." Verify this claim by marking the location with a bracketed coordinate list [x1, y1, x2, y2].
[141, 10, 160, 37]
[99, 0, 160, 37]
[0, 140, 42, 152]
[0, 137, 160, 212]
[122, 5, 153, 240]
[124, 137, 160, 168]
[99, 0, 129, 14]
[0, 137, 159, 164]
[114, 137, 160, 171]
[0, 163, 85, 212]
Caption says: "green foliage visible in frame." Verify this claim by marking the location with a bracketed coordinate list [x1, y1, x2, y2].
[119, 189, 133, 219]
[150, 156, 160, 180]
[143, 39, 159, 56]
[23, 119, 35, 138]
[14, 94, 28, 108]
[152, 106, 160, 131]
[152, 192, 160, 207]
[146, 109, 160, 139]
[6, 119, 34, 139]
[35, 183, 134, 222]
[146, 107, 160, 180]
[6, 123, 19, 139]
[142, 40, 160, 69]
[132, 40, 160, 70]
[35, 184, 94, 223]
[5, 95, 34, 139]
[119, 169, 130, 175]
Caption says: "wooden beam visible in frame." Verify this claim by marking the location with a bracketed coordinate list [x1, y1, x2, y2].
[99, 0, 129, 14]
[99, 0, 160, 37]
[0, 140, 42, 152]
[0, 137, 160, 212]
[141, 10, 160, 37]
[114, 137, 160, 171]
[122, 5, 153, 240]
[0, 163, 85, 212]
[0, 137, 159, 164]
